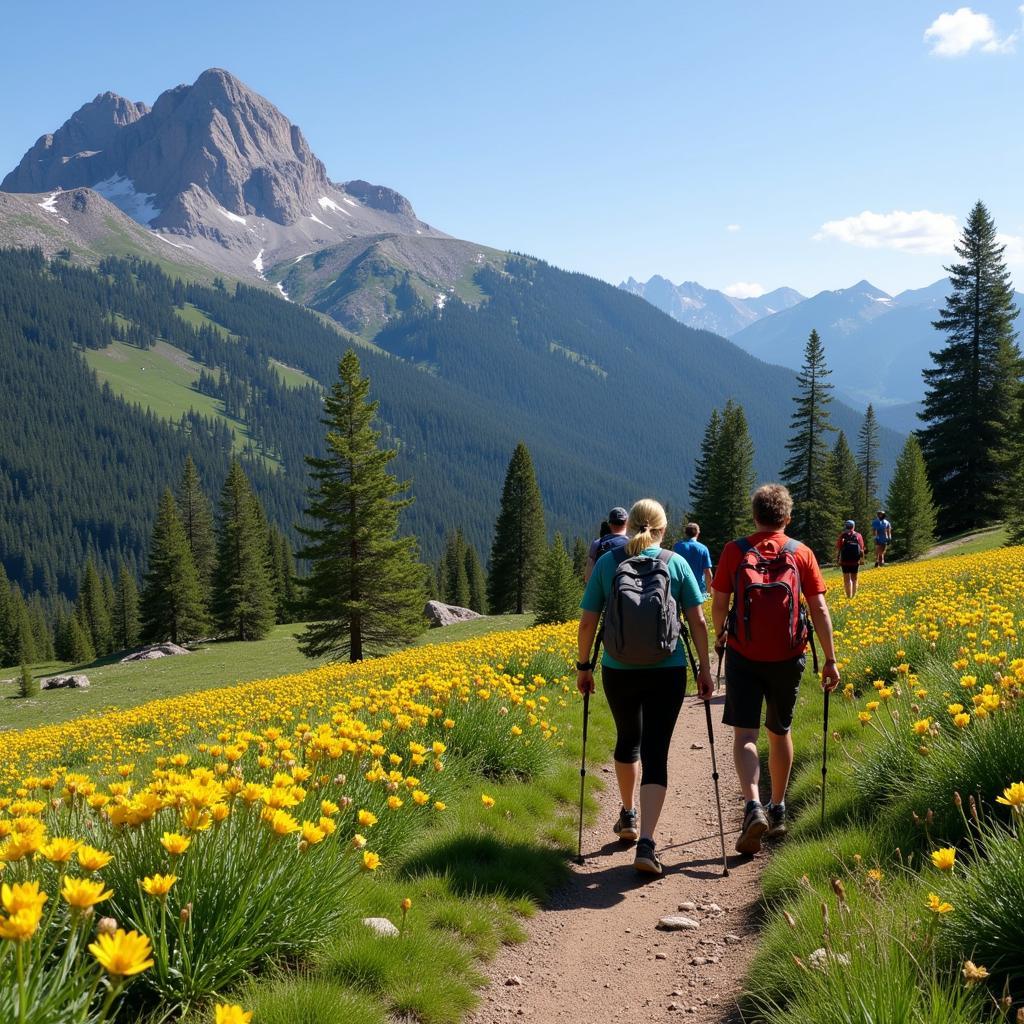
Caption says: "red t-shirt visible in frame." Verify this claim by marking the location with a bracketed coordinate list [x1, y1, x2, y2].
[712, 532, 826, 660]
[835, 530, 865, 567]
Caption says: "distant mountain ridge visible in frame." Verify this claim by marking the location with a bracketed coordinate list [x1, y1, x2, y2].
[619, 275, 805, 336]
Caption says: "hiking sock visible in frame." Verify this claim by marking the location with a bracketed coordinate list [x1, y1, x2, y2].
[745, 799, 762, 814]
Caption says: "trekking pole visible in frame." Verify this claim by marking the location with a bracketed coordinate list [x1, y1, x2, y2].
[820, 685, 830, 829]
[575, 625, 603, 866]
[682, 626, 729, 877]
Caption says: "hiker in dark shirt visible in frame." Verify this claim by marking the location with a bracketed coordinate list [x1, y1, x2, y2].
[584, 506, 629, 582]
[835, 520, 865, 598]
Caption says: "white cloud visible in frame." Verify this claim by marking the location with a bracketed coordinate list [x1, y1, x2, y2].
[725, 223, 741, 233]
[723, 281, 766, 298]
[924, 7, 1016, 56]
[998, 232, 1024, 262]
[814, 209, 960, 255]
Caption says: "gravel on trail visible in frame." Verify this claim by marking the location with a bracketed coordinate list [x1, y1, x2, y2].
[467, 692, 766, 1024]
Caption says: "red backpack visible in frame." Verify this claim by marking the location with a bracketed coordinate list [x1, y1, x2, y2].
[727, 538, 814, 664]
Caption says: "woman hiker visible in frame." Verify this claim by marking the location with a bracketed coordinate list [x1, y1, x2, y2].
[576, 498, 715, 876]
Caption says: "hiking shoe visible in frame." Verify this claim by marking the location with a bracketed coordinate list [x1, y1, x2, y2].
[765, 801, 787, 839]
[634, 837, 663, 876]
[735, 802, 769, 855]
[613, 806, 639, 842]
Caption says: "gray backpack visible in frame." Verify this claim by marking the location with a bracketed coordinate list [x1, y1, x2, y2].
[603, 548, 680, 665]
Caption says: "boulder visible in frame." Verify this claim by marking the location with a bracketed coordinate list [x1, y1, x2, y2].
[424, 601, 483, 628]
[41, 674, 91, 690]
[120, 643, 191, 662]
[361, 916, 399, 937]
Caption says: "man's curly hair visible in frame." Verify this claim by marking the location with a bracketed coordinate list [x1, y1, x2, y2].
[751, 484, 793, 528]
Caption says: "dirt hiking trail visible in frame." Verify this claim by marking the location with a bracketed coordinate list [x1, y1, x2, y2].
[468, 691, 766, 1024]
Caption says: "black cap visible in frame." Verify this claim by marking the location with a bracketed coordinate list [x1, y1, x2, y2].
[608, 507, 628, 525]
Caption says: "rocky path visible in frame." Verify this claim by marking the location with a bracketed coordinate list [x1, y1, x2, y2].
[468, 692, 764, 1024]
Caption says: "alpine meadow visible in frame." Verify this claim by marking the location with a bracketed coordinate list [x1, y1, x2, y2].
[2, 9, 1024, 1024]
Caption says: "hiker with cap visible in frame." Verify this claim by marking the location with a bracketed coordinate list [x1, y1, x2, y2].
[871, 510, 892, 567]
[835, 519, 865, 598]
[673, 522, 714, 600]
[577, 498, 714, 876]
[711, 484, 840, 855]
[584, 506, 629, 582]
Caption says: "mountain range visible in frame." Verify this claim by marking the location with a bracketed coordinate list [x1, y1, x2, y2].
[0, 68, 902, 599]
[623, 274, 1024, 432]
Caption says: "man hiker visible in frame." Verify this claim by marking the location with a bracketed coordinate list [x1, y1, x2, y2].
[673, 522, 714, 599]
[584, 506, 629, 582]
[871, 510, 892, 567]
[836, 519, 865, 598]
[711, 484, 840, 855]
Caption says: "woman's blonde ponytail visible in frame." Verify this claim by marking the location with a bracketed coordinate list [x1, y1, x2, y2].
[626, 498, 668, 556]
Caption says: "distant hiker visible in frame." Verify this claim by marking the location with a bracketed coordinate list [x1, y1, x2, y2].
[871, 510, 892, 567]
[584, 506, 629, 582]
[673, 522, 714, 599]
[577, 498, 714, 876]
[711, 484, 840, 855]
[836, 520, 865, 598]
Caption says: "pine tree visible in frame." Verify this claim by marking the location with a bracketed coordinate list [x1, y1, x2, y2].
[266, 525, 296, 624]
[10, 590, 37, 666]
[297, 350, 427, 661]
[857, 404, 881, 508]
[689, 408, 722, 539]
[112, 564, 140, 650]
[212, 461, 277, 641]
[487, 442, 547, 614]
[533, 534, 581, 626]
[176, 455, 216, 602]
[831, 431, 871, 538]
[712, 401, 757, 556]
[571, 536, 589, 582]
[66, 611, 96, 664]
[920, 201, 1022, 531]
[0, 565, 14, 666]
[886, 435, 937, 560]
[28, 596, 53, 662]
[442, 530, 471, 607]
[781, 329, 839, 557]
[464, 542, 488, 614]
[141, 489, 208, 645]
[18, 662, 39, 698]
[78, 558, 113, 657]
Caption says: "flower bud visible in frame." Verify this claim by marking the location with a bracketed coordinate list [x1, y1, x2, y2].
[783, 910, 797, 929]
[953, 791, 962, 807]
[97, 917, 118, 935]
[180, 902, 192, 924]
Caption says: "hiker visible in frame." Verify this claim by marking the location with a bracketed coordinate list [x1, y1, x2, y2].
[835, 519, 865, 598]
[673, 522, 714, 599]
[871, 510, 892, 567]
[577, 498, 714, 876]
[584, 506, 629, 582]
[710, 484, 840, 855]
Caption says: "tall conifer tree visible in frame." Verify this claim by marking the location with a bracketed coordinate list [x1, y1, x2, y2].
[112, 564, 141, 651]
[176, 455, 216, 601]
[442, 530, 471, 607]
[831, 431, 871, 537]
[689, 408, 722, 535]
[886, 436, 937, 560]
[487, 442, 547, 614]
[920, 201, 1021, 531]
[465, 542, 488, 614]
[571, 537, 589, 582]
[298, 350, 427, 661]
[782, 329, 838, 556]
[78, 558, 113, 657]
[857, 404, 881, 508]
[212, 461, 276, 641]
[0, 565, 14, 666]
[141, 489, 208, 644]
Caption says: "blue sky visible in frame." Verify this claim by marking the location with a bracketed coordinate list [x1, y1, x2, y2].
[2, 0, 1022, 297]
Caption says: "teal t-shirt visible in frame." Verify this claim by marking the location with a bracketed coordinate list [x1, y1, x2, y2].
[579, 546, 703, 670]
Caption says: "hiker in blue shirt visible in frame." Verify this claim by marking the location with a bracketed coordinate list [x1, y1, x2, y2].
[584, 506, 630, 582]
[673, 522, 713, 598]
[871, 510, 892, 567]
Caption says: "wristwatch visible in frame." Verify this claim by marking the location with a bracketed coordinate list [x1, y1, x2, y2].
[575, 660, 592, 671]
[824, 659, 837, 666]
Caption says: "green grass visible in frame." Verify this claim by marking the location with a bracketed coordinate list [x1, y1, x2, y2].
[1, 616, 533, 732]
[82, 339, 272, 461]
[175, 301, 238, 341]
[922, 524, 1008, 559]
[269, 357, 320, 390]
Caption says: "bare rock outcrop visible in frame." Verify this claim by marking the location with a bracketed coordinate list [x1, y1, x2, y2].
[424, 601, 483, 628]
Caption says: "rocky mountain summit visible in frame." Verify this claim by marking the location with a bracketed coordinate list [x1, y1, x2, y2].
[2, 68, 444, 283]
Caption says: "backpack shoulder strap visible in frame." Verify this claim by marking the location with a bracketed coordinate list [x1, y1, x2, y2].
[612, 546, 630, 566]
[782, 539, 800, 556]
[656, 549, 673, 567]
[734, 537, 754, 555]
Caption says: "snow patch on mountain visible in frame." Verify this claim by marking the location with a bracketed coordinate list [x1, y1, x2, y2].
[276, 281, 290, 301]
[293, 252, 312, 264]
[151, 232, 195, 251]
[217, 206, 247, 226]
[252, 248, 265, 276]
[308, 214, 332, 229]
[92, 175, 161, 225]
[38, 190, 61, 213]
[318, 196, 350, 216]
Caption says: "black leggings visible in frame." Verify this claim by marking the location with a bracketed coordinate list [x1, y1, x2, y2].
[601, 666, 687, 788]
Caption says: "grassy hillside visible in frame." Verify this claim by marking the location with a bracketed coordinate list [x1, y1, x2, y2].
[0, 616, 532, 732]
